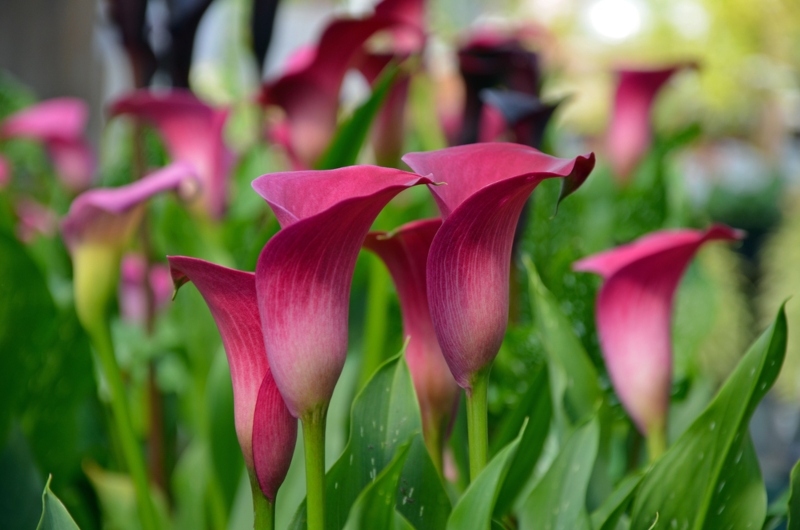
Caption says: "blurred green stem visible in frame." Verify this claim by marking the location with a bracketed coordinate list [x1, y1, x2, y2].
[646, 421, 667, 463]
[89, 320, 159, 530]
[302, 404, 328, 530]
[423, 417, 445, 478]
[250, 475, 275, 530]
[357, 257, 391, 389]
[466, 368, 490, 482]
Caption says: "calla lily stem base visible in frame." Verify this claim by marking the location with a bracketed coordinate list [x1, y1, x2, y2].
[250, 475, 275, 530]
[646, 422, 667, 463]
[302, 403, 329, 530]
[466, 368, 491, 482]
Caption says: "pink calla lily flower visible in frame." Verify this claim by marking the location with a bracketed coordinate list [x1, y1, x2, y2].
[0, 98, 95, 190]
[252, 166, 434, 418]
[109, 90, 234, 220]
[259, 0, 424, 169]
[363, 218, 459, 457]
[168, 257, 297, 502]
[573, 224, 744, 436]
[607, 66, 691, 182]
[403, 143, 595, 390]
[61, 161, 197, 251]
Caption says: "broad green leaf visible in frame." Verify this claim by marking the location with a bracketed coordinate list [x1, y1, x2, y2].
[395, 435, 451, 529]
[492, 365, 552, 517]
[315, 63, 401, 170]
[343, 440, 412, 530]
[290, 352, 450, 530]
[523, 256, 603, 427]
[788, 457, 800, 529]
[394, 511, 415, 530]
[37, 476, 80, 530]
[630, 306, 788, 529]
[519, 417, 599, 530]
[590, 474, 642, 530]
[85, 462, 171, 530]
[0, 427, 46, 530]
[447, 422, 527, 530]
[0, 231, 56, 442]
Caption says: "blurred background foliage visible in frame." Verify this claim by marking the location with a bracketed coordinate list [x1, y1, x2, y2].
[1, 0, 800, 528]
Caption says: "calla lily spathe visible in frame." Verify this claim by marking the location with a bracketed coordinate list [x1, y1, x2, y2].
[168, 257, 296, 502]
[109, 90, 234, 219]
[252, 166, 434, 418]
[607, 65, 691, 181]
[403, 143, 595, 390]
[573, 224, 743, 435]
[363, 219, 459, 453]
[0, 97, 95, 190]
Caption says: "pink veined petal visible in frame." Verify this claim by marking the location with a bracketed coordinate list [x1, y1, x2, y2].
[403, 144, 595, 388]
[168, 256, 297, 497]
[109, 89, 234, 219]
[607, 66, 691, 181]
[1, 98, 95, 189]
[364, 218, 459, 436]
[252, 166, 434, 417]
[61, 161, 197, 251]
[573, 224, 743, 433]
[252, 370, 298, 502]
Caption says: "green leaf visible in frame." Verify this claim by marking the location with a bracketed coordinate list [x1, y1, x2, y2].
[492, 365, 552, 517]
[787, 457, 800, 529]
[519, 417, 599, 530]
[37, 476, 80, 530]
[447, 422, 527, 530]
[523, 256, 603, 427]
[289, 352, 450, 530]
[630, 305, 788, 529]
[395, 435, 451, 529]
[590, 474, 642, 530]
[315, 62, 401, 170]
[85, 462, 171, 530]
[343, 440, 412, 530]
[0, 231, 56, 442]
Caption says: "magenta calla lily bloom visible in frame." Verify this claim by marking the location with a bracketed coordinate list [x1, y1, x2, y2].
[61, 161, 197, 251]
[573, 224, 743, 435]
[0, 98, 95, 189]
[363, 218, 459, 445]
[252, 166, 434, 418]
[607, 66, 690, 181]
[109, 90, 234, 219]
[259, 0, 423, 169]
[168, 257, 296, 501]
[403, 143, 595, 389]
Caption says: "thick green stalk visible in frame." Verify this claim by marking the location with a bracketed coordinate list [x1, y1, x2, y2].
[250, 475, 275, 530]
[423, 416, 445, 478]
[466, 368, 490, 482]
[90, 321, 159, 530]
[302, 404, 328, 530]
[646, 421, 667, 463]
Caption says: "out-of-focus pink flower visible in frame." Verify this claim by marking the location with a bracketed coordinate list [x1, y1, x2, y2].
[14, 198, 58, 243]
[573, 225, 743, 435]
[403, 143, 594, 390]
[119, 253, 173, 325]
[607, 66, 691, 182]
[0, 98, 95, 190]
[478, 89, 558, 149]
[259, 0, 425, 169]
[168, 257, 296, 502]
[0, 155, 9, 188]
[109, 90, 234, 220]
[61, 161, 197, 252]
[364, 218, 458, 447]
[252, 166, 433, 418]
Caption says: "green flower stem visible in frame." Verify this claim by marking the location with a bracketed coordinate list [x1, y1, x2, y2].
[90, 321, 159, 530]
[646, 421, 667, 463]
[302, 404, 329, 530]
[423, 417, 445, 478]
[466, 368, 491, 482]
[250, 475, 275, 530]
